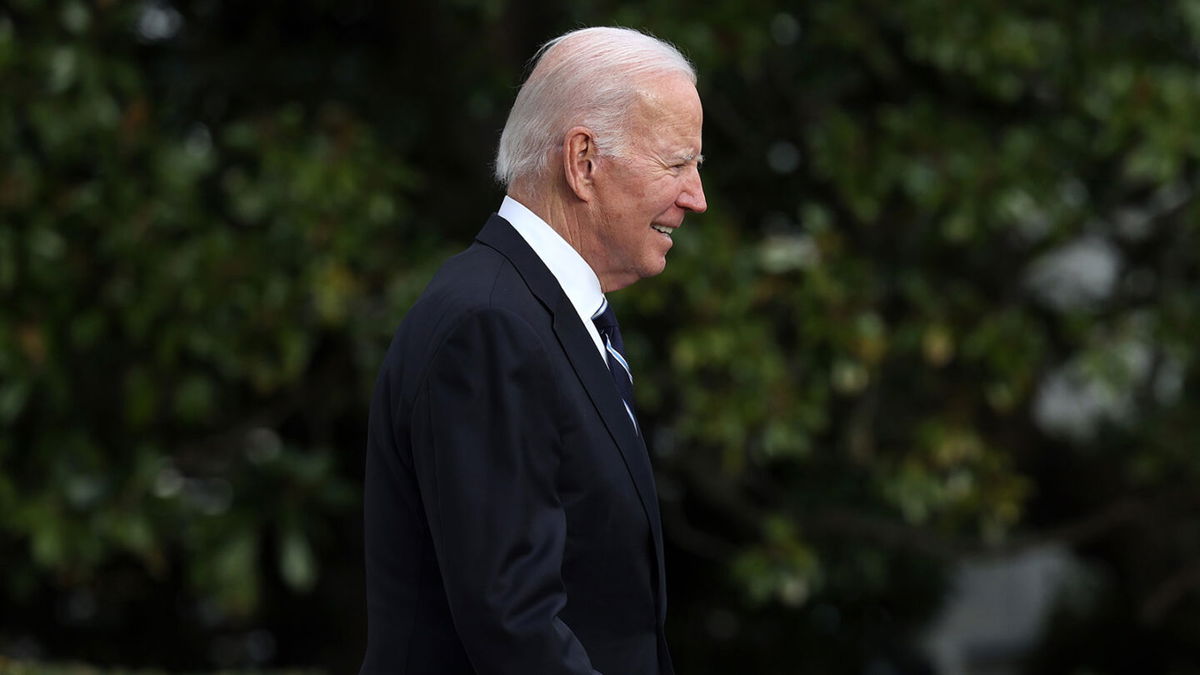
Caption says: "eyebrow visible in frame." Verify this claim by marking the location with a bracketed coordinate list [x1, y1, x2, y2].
[674, 152, 705, 165]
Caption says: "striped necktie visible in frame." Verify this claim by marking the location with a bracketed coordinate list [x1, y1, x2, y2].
[591, 298, 639, 435]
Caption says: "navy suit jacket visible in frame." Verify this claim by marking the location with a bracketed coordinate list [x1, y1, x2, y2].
[360, 215, 673, 675]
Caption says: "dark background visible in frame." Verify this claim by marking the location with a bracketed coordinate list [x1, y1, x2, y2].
[3, 1, 1200, 673]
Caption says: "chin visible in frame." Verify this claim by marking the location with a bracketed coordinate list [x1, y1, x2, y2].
[641, 258, 669, 279]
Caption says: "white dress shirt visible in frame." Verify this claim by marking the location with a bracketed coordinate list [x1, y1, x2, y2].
[498, 196, 607, 362]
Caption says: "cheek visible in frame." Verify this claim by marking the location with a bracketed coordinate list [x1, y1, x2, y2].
[626, 182, 651, 205]
[653, 184, 682, 212]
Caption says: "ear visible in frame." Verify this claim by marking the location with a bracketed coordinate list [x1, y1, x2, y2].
[562, 126, 598, 202]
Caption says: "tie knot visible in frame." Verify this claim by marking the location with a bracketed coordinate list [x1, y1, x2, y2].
[590, 297, 638, 435]
[592, 298, 629, 372]
[591, 298, 620, 334]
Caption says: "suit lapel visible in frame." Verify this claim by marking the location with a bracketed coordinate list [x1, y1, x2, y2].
[551, 293, 668, 618]
[476, 215, 668, 617]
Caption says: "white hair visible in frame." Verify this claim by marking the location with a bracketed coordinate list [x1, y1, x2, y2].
[494, 27, 696, 187]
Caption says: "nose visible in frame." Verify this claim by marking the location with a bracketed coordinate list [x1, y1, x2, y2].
[677, 169, 707, 213]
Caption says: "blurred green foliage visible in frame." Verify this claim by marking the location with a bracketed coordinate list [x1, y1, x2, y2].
[2, 0, 1200, 674]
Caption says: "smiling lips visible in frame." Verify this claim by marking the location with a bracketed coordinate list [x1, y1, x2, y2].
[651, 224, 674, 236]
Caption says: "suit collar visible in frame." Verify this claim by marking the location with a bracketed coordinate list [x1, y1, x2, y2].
[476, 214, 669, 620]
[477, 214, 563, 312]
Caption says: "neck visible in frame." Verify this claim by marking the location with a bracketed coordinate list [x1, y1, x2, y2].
[508, 182, 610, 288]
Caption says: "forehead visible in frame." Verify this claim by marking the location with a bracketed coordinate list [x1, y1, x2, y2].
[633, 74, 701, 120]
[628, 75, 703, 147]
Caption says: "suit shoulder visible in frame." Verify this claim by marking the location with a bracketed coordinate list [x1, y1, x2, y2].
[414, 243, 536, 322]
[380, 242, 549, 379]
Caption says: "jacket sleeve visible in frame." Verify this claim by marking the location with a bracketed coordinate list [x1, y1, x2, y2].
[409, 307, 600, 675]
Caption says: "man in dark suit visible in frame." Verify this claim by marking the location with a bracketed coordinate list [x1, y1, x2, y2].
[360, 26, 706, 675]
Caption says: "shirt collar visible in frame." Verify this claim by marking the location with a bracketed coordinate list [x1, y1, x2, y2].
[498, 195, 607, 356]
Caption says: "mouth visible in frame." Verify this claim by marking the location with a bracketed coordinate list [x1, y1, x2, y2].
[651, 224, 675, 237]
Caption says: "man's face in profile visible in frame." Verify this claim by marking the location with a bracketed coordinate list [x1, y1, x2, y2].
[588, 73, 707, 287]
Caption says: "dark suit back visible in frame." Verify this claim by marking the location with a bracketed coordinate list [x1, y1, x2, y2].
[361, 216, 672, 675]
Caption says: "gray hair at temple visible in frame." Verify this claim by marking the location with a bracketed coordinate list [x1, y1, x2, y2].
[494, 27, 696, 187]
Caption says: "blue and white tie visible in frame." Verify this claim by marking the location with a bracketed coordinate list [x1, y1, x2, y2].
[591, 298, 639, 435]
